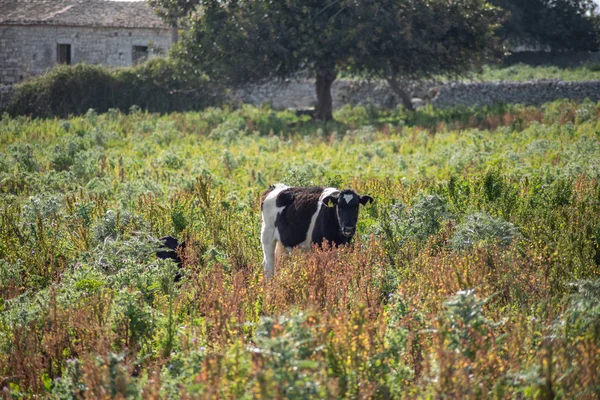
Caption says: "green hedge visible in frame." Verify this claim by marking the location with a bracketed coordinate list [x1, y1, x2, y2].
[5, 59, 222, 118]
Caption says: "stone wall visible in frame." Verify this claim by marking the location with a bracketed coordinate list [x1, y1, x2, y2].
[3, 77, 600, 113]
[234, 79, 600, 110]
[233, 80, 397, 110]
[431, 80, 600, 108]
[0, 24, 174, 84]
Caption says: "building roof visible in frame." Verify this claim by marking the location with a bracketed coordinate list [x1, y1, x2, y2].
[0, 0, 171, 29]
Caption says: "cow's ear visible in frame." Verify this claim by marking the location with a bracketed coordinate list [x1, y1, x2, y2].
[322, 193, 339, 208]
[359, 195, 374, 206]
[276, 189, 295, 208]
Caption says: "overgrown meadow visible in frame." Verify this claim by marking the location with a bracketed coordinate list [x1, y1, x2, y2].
[1, 101, 599, 398]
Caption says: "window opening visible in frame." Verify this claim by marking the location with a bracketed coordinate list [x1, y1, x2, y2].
[57, 44, 71, 65]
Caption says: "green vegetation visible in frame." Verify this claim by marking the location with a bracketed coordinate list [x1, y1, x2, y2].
[154, 0, 501, 117]
[489, 0, 600, 52]
[7, 60, 600, 121]
[471, 63, 600, 82]
[5, 59, 219, 119]
[0, 100, 599, 397]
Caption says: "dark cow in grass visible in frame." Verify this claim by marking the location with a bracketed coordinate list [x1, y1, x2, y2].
[260, 184, 373, 280]
[156, 235, 185, 281]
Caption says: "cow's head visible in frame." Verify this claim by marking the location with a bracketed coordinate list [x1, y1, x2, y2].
[322, 189, 374, 238]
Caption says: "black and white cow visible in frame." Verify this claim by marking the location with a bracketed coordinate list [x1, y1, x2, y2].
[156, 235, 186, 281]
[260, 184, 373, 279]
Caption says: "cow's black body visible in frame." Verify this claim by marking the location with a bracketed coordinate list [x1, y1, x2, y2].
[274, 187, 321, 247]
[156, 235, 185, 281]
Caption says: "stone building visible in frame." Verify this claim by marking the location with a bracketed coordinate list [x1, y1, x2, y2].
[0, 0, 176, 84]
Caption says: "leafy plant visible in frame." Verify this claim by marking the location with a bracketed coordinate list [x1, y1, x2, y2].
[451, 212, 520, 250]
[558, 280, 600, 342]
[9, 143, 39, 172]
[250, 313, 326, 398]
[442, 289, 495, 359]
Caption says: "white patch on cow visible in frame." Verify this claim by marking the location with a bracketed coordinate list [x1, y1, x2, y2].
[343, 193, 355, 204]
[261, 183, 290, 280]
[300, 187, 339, 248]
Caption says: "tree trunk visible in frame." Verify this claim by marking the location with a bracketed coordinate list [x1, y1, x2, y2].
[387, 77, 414, 111]
[314, 66, 337, 121]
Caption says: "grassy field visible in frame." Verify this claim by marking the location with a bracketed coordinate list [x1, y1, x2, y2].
[0, 101, 599, 398]
[470, 63, 600, 82]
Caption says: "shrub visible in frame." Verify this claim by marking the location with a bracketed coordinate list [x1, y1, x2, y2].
[9, 143, 39, 172]
[51, 358, 86, 399]
[209, 114, 248, 142]
[0, 152, 10, 173]
[50, 136, 87, 172]
[162, 151, 185, 170]
[113, 57, 221, 114]
[91, 210, 146, 244]
[558, 280, 600, 342]
[6, 59, 221, 118]
[401, 194, 453, 242]
[281, 164, 319, 187]
[384, 295, 418, 396]
[451, 212, 520, 250]
[72, 148, 104, 181]
[374, 194, 453, 253]
[442, 289, 495, 359]
[111, 289, 155, 351]
[250, 313, 326, 398]
[22, 194, 63, 225]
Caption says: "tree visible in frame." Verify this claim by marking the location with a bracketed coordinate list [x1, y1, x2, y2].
[490, 0, 600, 51]
[346, 0, 503, 110]
[151, 0, 502, 120]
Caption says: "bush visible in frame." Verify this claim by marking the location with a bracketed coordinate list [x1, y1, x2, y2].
[251, 313, 326, 398]
[558, 280, 600, 342]
[6, 59, 222, 118]
[374, 194, 453, 247]
[442, 289, 495, 359]
[451, 212, 520, 250]
[9, 143, 39, 172]
[91, 210, 147, 244]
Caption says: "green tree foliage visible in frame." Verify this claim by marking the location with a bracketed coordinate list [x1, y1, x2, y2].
[490, 0, 600, 51]
[151, 0, 502, 119]
[348, 0, 502, 110]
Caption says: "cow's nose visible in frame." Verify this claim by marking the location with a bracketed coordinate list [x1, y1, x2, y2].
[342, 227, 355, 236]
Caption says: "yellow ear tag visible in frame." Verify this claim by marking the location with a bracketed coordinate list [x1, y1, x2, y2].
[327, 199, 334, 208]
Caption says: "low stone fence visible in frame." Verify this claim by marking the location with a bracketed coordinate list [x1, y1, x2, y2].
[234, 79, 600, 110]
[233, 80, 397, 110]
[432, 80, 600, 108]
[3, 79, 599, 115]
